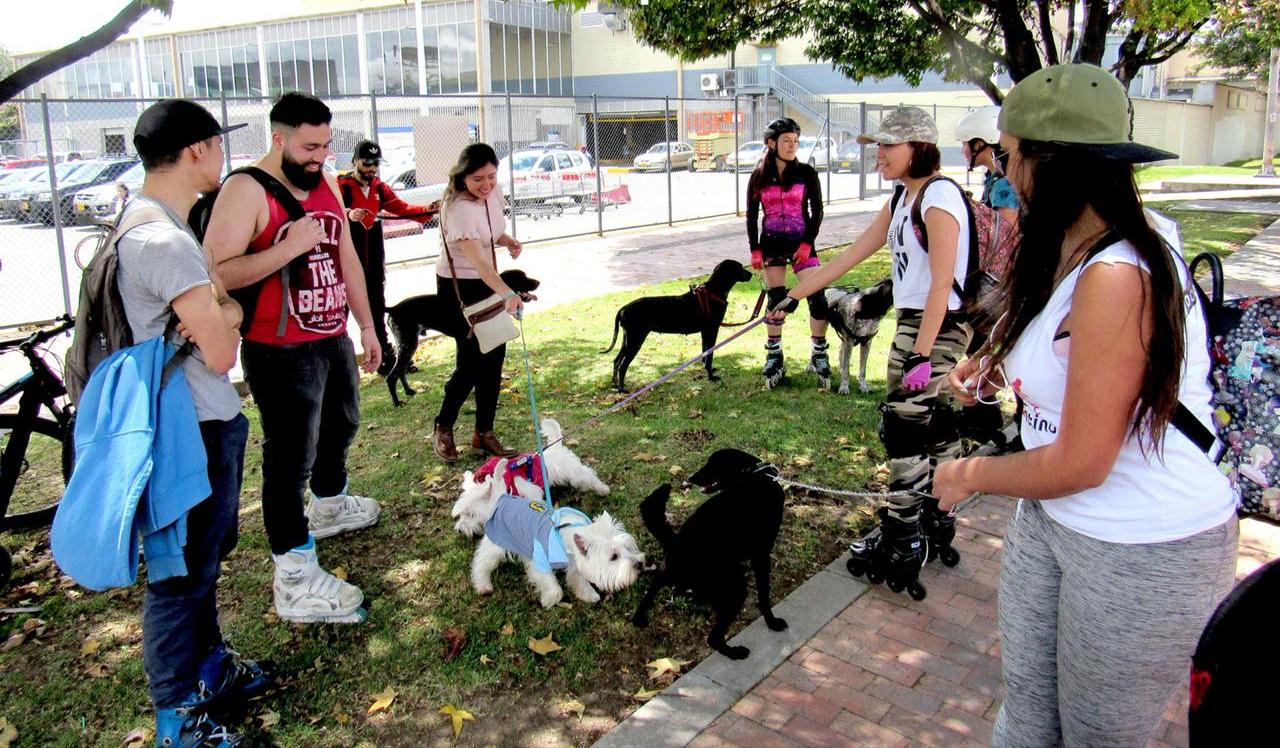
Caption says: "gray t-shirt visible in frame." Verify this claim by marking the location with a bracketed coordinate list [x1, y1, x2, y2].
[115, 196, 241, 422]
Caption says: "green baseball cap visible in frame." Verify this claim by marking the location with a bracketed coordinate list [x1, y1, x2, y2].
[999, 63, 1176, 163]
[857, 106, 938, 145]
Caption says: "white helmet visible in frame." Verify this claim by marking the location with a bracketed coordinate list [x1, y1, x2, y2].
[954, 106, 1001, 144]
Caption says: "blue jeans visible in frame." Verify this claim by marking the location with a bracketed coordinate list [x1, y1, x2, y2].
[240, 335, 360, 555]
[142, 413, 249, 709]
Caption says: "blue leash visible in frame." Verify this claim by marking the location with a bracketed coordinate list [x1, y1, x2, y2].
[516, 314, 554, 509]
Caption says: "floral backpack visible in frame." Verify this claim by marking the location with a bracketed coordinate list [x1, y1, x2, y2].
[1184, 253, 1280, 522]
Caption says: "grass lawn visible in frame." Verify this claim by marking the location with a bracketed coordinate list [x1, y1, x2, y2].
[1163, 209, 1277, 261]
[1135, 164, 1257, 188]
[0, 203, 1271, 747]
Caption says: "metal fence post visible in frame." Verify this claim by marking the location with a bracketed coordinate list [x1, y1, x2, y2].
[41, 95, 72, 317]
[825, 98, 832, 204]
[665, 95, 673, 226]
[219, 89, 233, 176]
[592, 94, 603, 237]
[505, 90, 516, 238]
[369, 92, 380, 141]
[858, 102, 867, 202]
[733, 94, 740, 217]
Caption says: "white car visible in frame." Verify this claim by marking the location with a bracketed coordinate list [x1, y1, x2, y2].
[797, 136, 836, 170]
[498, 149, 597, 203]
[724, 141, 766, 172]
[632, 142, 694, 172]
[73, 161, 144, 222]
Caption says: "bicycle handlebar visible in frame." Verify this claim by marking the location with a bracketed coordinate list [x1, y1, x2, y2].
[0, 314, 74, 352]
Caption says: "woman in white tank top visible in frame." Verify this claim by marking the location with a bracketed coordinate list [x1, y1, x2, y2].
[935, 65, 1238, 747]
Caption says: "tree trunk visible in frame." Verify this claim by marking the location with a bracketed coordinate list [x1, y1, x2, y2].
[995, 0, 1043, 81]
[0, 0, 162, 104]
[1075, 0, 1111, 65]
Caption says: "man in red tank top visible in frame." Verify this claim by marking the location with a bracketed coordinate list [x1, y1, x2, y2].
[206, 93, 381, 625]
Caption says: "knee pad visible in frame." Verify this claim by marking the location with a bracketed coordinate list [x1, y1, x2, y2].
[878, 402, 931, 459]
[806, 290, 829, 321]
[928, 404, 960, 451]
[767, 286, 789, 309]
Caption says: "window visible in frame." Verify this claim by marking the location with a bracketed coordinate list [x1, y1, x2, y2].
[556, 153, 572, 168]
[538, 156, 555, 172]
[263, 16, 357, 96]
[177, 29, 261, 98]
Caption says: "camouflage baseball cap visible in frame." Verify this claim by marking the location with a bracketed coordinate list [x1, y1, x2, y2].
[857, 106, 938, 145]
[999, 64, 1176, 163]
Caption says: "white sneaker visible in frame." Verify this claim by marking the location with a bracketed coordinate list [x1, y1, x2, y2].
[305, 490, 381, 539]
[271, 541, 366, 624]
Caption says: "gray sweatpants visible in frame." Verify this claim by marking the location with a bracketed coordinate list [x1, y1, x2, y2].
[994, 499, 1238, 747]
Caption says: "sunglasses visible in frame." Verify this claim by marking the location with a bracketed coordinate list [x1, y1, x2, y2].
[969, 355, 1013, 407]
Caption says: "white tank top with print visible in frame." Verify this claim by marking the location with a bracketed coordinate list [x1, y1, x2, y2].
[1002, 211, 1235, 544]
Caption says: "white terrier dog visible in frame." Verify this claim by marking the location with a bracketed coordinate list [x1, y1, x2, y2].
[468, 500, 644, 608]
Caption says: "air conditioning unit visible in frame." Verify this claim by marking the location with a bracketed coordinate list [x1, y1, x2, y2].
[700, 73, 720, 92]
[722, 69, 737, 91]
[602, 12, 626, 31]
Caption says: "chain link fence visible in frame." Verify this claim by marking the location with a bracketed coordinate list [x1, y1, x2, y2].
[0, 92, 986, 330]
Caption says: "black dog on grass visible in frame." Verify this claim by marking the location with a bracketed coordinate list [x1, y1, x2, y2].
[602, 259, 753, 392]
[383, 269, 541, 407]
[633, 448, 787, 660]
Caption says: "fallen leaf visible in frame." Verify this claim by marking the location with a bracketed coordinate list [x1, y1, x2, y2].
[257, 710, 280, 729]
[1, 633, 25, 651]
[634, 452, 656, 462]
[332, 567, 348, 581]
[367, 687, 396, 715]
[335, 712, 350, 724]
[499, 622, 514, 636]
[442, 627, 466, 663]
[119, 726, 150, 746]
[21, 618, 45, 634]
[688, 409, 703, 419]
[85, 662, 109, 678]
[479, 654, 494, 665]
[668, 465, 684, 476]
[560, 699, 585, 720]
[632, 686, 663, 702]
[0, 718, 16, 748]
[791, 455, 813, 467]
[81, 639, 101, 657]
[556, 602, 572, 609]
[646, 657, 692, 681]
[438, 704, 474, 739]
[527, 635, 562, 656]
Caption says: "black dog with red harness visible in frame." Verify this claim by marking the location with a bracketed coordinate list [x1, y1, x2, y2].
[602, 259, 754, 392]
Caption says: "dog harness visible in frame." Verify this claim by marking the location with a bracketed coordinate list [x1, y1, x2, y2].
[483, 495, 591, 573]
[692, 284, 726, 318]
[474, 454, 546, 494]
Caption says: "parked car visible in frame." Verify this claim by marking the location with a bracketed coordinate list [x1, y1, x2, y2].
[796, 136, 835, 170]
[72, 161, 144, 223]
[632, 142, 695, 172]
[724, 141, 766, 172]
[9, 162, 85, 220]
[26, 157, 138, 224]
[3, 157, 47, 170]
[525, 141, 574, 152]
[0, 167, 48, 217]
[499, 148, 597, 203]
[831, 142, 867, 174]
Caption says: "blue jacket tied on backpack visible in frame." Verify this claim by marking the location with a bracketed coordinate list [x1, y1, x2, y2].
[52, 336, 210, 590]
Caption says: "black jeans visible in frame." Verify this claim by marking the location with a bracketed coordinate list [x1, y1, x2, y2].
[142, 413, 249, 709]
[435, 275, 506, 433]
[351, 221, 390, 360]
[241, 335, 360, 555]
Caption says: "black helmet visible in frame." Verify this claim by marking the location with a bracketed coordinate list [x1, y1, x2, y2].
[764, 117, 801, 143]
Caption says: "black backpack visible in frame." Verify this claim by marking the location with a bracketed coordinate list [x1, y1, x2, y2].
[889, 175, 984, 307]
[188, 166, 307, 337]
[65, 203, 181, 405]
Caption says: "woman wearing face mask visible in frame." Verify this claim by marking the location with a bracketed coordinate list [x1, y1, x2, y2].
[936, 65, 1237, 746]
[746, 117, 830, 390]
[431, 143, 526, 463]
[768, 106, 974, 601]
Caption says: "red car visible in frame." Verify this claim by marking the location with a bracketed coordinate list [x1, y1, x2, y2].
[4, 158, 46, 169]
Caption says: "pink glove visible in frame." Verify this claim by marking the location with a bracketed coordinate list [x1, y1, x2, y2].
[792, 242, 813, 265]
[901, 353, 932, 391]
[750, 248, 764, 270]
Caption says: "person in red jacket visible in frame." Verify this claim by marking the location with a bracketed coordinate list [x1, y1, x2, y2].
[338, 140, 439, 373]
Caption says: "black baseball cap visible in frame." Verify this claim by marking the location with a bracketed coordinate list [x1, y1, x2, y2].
[133, 99, 247, 161]
[354, 140, 383, 163]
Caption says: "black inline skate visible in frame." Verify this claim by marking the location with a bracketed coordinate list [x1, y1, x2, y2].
[920, 498, 961, 567]
[807, 339, 832, 390]
[846, 507, 928, 600]
[764, 341, 786, 389]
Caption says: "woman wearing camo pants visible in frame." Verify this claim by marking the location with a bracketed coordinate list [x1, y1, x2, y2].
[771, 105, 973, 601]
[936, 65, 1238, 746]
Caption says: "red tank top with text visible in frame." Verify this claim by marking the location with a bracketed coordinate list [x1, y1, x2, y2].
[243, 182, 348, 343]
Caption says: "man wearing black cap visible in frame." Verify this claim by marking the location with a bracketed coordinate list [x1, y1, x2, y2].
[122, 99, 272, 747]
[337, 139, 439, 373]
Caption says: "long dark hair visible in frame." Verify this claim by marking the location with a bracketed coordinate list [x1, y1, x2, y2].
[982, 139, 1185, 452]
[751, 139, 793, 192]
[443, 142, 499, 208]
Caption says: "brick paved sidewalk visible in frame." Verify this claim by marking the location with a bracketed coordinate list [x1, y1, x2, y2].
[682, 499, 1279, 748]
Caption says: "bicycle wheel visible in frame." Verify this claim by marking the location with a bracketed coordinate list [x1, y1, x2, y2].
[0, 414, 72, 530]
[74, 232, 102, 270]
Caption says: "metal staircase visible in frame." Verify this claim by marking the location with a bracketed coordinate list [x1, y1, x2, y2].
[732, 64, 861, 133]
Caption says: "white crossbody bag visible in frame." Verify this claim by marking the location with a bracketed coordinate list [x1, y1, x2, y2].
[442, 200, 519, 353]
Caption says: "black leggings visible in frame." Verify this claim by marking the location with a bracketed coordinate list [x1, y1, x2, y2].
[435, 275, 505, 432]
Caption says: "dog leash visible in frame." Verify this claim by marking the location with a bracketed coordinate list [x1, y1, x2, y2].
[516, 314, 555, 509]
[721, 289, 767, 327]
[771, 474, 984, 516]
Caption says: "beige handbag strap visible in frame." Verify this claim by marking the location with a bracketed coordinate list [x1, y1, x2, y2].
[441, 198, 500, 334]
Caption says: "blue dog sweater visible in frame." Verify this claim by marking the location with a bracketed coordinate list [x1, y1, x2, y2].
[484, 495, 591, 573]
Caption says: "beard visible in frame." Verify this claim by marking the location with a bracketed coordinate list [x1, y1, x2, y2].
[282, 153, 324, 191]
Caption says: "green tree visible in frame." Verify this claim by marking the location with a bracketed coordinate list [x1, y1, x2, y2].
[565, 0, 1212, 103]
[0, 47, 20, 141]
[1196, 0, 1280, 80]
[0, 0, 173, 104]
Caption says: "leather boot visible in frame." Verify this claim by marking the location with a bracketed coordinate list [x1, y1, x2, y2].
[433, 423, 458, 463]
[471, 431, 517, 457]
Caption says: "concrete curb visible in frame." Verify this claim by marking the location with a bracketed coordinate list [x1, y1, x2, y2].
[592, 556, 869, 748]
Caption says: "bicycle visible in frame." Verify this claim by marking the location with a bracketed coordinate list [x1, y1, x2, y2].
[0, 315, 76, 587]
[74, 220, 114, 270]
